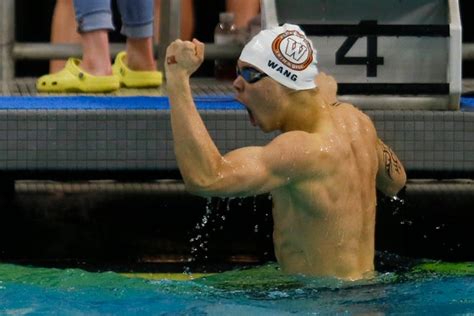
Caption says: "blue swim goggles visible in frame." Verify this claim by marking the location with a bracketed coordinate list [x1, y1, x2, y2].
[236, 66, 268, 84]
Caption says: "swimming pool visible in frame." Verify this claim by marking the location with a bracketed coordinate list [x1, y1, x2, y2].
[0, 261, 472, 314]
[0, 94, 471, 314]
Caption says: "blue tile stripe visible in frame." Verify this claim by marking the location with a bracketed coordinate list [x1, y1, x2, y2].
[461, 97, 474, 106]
[0, 96, 245, 110]
[2, 95, 471, 110]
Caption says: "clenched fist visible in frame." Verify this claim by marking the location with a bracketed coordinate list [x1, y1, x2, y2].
[165, 39, 205, 78]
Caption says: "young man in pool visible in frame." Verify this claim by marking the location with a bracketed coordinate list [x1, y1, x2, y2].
[165, 24, 406, 280]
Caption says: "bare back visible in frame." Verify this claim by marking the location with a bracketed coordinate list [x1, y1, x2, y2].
[271, 103, 379, 280]
[164, 36, 406, 279]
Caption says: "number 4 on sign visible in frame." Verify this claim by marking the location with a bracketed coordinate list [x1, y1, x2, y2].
[335, 20, 384, 77]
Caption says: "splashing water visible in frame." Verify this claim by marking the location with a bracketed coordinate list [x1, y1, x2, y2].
[187, 198, 213, 271]
[186, 197, 233, 272]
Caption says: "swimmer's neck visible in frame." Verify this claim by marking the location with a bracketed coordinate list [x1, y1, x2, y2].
[280, 90, 331, 133]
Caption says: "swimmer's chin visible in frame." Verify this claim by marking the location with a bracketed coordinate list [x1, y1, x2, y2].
[247, 109, 257, 127]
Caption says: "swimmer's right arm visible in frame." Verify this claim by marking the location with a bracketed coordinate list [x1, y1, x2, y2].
[165, 40, 324, 198]
[187, 131, 331, 197]
[182, 131, 327, 198]
[164, 39, 285, 197]
[375, 139, 407, 197]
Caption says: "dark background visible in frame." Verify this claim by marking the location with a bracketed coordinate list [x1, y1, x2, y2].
[0, 184, 471, 272]
[13, 0, 474, 78]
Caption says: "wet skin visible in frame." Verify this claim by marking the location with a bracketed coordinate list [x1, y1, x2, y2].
[165, 39, 406, 280]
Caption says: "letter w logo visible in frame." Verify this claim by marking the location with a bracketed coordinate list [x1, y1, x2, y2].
[283, 38, 307, 61]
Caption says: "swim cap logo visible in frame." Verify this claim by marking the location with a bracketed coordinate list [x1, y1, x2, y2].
[271, 30, 313, 71]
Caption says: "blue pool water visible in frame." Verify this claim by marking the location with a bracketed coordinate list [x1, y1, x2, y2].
[0, 262, 473, 314]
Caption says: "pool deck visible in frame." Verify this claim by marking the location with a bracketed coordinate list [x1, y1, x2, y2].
[0, 78, 472, 180]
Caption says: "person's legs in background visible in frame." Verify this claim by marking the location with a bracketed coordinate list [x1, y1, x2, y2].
[47, 0, 192, 75]
[37, 0, 119, 93]
[38, 0, 162, 92]
[49, 0, 81, 73]
[113, 0, 162, 88]
[116, 0, 156, 71]
[180, 0, 195, 41]
[153, 0, 195, 43]
[73, 0, 115, 76]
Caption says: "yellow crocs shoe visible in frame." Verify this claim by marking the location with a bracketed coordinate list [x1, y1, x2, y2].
[112, 51, 163, 88]
[36, 58, 120, 93]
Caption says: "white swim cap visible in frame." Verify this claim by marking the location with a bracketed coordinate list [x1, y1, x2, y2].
[239, 23, 318, 90]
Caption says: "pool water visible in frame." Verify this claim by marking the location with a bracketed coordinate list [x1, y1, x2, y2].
[0, 262, 473, 315]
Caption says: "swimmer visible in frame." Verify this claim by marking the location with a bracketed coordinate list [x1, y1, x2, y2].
[165, 24, 406, 280]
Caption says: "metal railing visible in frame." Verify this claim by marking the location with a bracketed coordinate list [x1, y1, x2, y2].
[463, 43, 474, 61]
[0, 0, 15, 80]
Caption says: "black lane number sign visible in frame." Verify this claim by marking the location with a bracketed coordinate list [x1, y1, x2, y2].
[335, 20, 383, 77]
[299, 21, 449, 94]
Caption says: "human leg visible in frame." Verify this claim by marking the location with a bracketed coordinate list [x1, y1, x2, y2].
[116, 0, 155, 70]
[73, 0, 115, 75]
[113, 0, 162, 87]
[80, 30, 113, 76]
[180, 0, 195, 41]
[153, 0, 194, 43]
[50, 0, 81, 73]
[37, 0, 119, 92]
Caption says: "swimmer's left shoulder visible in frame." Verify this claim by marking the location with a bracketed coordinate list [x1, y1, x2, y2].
[333, 102, 374, 123]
